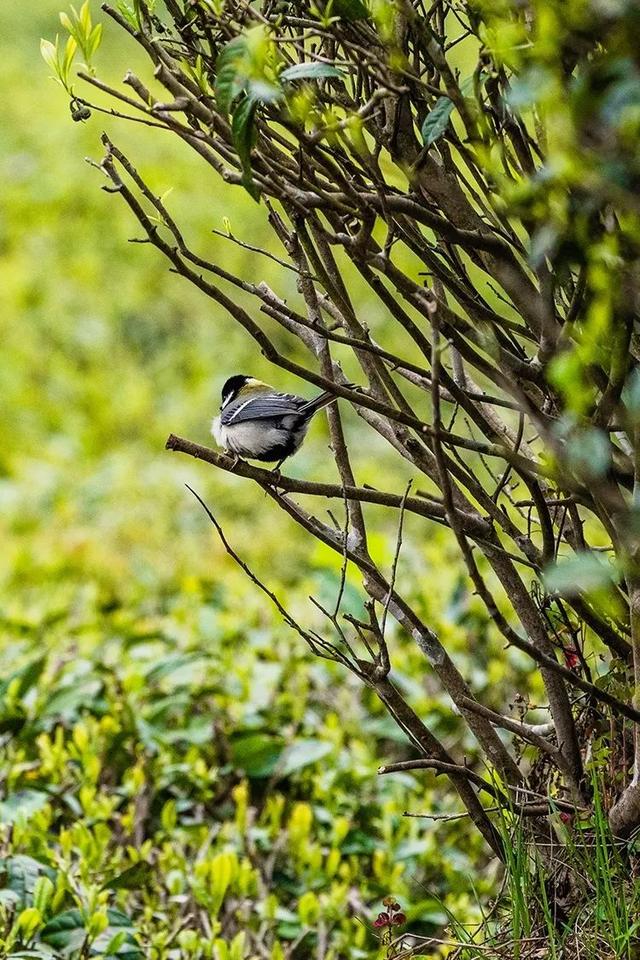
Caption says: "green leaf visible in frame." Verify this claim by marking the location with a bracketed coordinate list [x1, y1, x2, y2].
[332, 0, 369, 21]
[40, 909, 142, 958]
[40, 676, 102, 721]
[623, 368, 640, 416]
[40, 38, 59, 73]
[102, 862, 153, 892]
[248, 79, 282, 103]
[0, 856, 52, 910]
[276, 739, 332, 777]
[543, 552, 619, 597]
[232, 94, 257, 168]
[115, 0, 139, 29]
[80, 1, 91, 34]
[88, 23, 103, 59]
[564, 428, 611, 480]
[145, 652, 206, 683]
[0, 790, 49, 826]
[0, 656, 46, 699]
[231, 732, 284, 777]
[5, 950, 56, 959]
[232, 95, 260, 198]
[281, 63, 344, 82]
[421, 96, 455, 146]
[39, 909, 87, 952]
[341, 828, 377, 855]
[215, 36, 248, 114]
[62, 36, 78, 84]
[506, 66, 553, 109]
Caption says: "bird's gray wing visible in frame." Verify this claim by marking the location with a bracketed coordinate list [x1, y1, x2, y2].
[220, 392, 305, 425]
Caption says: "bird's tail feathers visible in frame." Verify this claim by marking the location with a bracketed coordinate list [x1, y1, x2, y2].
[300, 390, 340, 415]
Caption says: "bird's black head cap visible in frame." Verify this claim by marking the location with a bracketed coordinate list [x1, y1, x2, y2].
[221, 374, 250, 408]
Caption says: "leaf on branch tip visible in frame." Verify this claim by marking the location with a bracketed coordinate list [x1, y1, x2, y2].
[281, 63, 345, 82]
[421, 96, 455, 147]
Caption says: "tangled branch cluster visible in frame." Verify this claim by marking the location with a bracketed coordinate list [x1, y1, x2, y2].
[61, 0, 640, 857]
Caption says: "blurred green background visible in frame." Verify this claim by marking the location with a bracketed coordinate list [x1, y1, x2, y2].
[0, 3, 523, 954]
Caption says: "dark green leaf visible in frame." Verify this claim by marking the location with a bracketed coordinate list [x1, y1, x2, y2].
[281, 63, 344, 82]
[421, 96, 455, 146]
[102, 862, 153, 891]
[231, 95, 260, 199]
[332, 0, 369, 21]
[145, 653, 206, 683]
[0, 855, 51, 909]
[231, 732, 284, 777]
[0, 713, 26, 734]
[41, 909, 142, 957]
[154, 716, 212, 745]
[276, 921, 302, 940]
[341, 828, 377, 855]
[215, 36, 247, 114]
[40, 910, 87, 952]
[40, 678, 102, 721]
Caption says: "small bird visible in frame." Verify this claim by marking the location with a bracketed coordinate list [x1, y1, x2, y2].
[212, 374, 338, 468]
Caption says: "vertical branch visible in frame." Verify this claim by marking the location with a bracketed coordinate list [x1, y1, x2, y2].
[609, 429, 640, 836]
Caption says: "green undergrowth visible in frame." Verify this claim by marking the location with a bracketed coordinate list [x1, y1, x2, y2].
[446, 780, 640, 960]
[0, 580, 496, 959]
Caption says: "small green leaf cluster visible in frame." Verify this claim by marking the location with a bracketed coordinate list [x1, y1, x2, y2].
[40, 1, 102, 91]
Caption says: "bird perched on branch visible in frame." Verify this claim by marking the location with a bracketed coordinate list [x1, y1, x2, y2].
[212, 374, 339, 468]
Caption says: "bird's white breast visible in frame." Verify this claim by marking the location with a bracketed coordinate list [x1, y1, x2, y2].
[212, 415, 291, 457]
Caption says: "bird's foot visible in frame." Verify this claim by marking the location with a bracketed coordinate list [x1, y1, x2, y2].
[269, 460, 285, 489]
